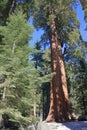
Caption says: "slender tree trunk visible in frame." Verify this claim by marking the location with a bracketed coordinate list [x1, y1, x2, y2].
[33, 90, 36, 117]
[9, 0, 18, 14]
[2, 86, 6, 100]
[12, 41, 16, 54]
[46, 8, 72, 122]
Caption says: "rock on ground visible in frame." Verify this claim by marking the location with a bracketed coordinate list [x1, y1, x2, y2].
[37, 121, 87, 130]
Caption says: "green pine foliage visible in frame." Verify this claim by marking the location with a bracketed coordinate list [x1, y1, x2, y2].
[0, 0, 33, 25]
[0, 9, 43, 126]
[33, 0, 80, 45]
[65, 40, 87, 116]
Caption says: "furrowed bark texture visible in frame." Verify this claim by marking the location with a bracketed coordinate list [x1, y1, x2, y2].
[46, 9, 72, 122]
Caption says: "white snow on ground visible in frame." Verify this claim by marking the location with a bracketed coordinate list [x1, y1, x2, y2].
[47, 121, 87, 130]
[47, 122, 70, 130]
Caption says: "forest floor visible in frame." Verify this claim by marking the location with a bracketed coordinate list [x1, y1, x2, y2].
[37, 121, 87, 130]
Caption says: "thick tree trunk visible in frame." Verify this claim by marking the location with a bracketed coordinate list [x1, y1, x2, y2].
[45, 11, 72, 122]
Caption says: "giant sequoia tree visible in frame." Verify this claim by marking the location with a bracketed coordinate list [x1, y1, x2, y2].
[33, 0, 79, 122]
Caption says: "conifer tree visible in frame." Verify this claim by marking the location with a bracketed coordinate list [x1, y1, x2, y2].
[0, 9, 41, 125]
[64, 22, 87, 116]
[32, 0, 79, 122]
[0, 9, 51, 125]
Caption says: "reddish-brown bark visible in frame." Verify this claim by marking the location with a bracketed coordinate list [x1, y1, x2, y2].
[45, 12, 72, 122]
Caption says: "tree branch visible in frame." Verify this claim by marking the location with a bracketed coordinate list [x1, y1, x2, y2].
[9, 0, 18, 14]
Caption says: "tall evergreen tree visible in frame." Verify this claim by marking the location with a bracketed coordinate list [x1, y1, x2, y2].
[32, 0, 79, 122]
[0, 9, 51, 125]
[0, 9, 41, 125]
[65, 36, 87, 116]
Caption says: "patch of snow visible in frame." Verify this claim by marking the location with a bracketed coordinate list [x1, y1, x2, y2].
[46, 121, 87, 130]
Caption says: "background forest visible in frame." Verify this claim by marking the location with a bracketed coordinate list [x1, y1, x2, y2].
[0, 0, 87, 129]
